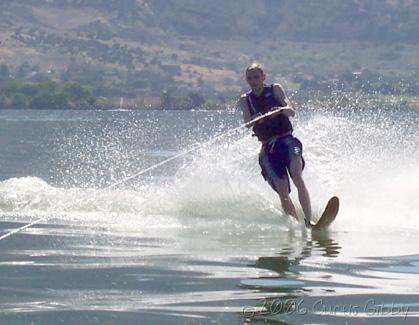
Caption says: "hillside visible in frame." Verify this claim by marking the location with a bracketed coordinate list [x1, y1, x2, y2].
[0, 0, 418, 105]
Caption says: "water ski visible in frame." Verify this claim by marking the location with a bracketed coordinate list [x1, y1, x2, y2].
[311, 196, 339, 230]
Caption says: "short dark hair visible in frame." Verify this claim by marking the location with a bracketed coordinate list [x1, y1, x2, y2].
[245, 63, 264, 75]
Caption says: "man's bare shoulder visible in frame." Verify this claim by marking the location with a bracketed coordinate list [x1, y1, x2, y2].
[272, 83, 285, 91]
[272, 83, 287, 99]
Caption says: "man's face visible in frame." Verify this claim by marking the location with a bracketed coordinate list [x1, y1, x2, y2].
[246, 69, 265, 91]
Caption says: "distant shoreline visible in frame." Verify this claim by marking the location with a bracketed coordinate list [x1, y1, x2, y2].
[0, 94, 417, 111]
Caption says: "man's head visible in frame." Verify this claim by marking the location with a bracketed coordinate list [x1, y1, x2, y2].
[245, 63, 266, 91]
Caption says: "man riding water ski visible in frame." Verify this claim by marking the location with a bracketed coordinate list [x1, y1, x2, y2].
[238, 63, 313, 228]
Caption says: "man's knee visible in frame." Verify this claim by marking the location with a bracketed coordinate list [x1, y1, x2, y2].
[275, 180, 290, 198]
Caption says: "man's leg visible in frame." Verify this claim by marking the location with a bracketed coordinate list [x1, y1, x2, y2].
[289, 156, 313, 224]
[259, 146, 298, 222]
[275, 179, 298, 221]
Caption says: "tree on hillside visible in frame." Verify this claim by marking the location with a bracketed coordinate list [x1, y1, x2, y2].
[29, 92, 69, 110]
[0, 64, 10, 84]
[186, 91, 205, 109]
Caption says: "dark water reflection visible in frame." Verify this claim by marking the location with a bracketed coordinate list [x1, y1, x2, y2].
[1, 219, 418, 324]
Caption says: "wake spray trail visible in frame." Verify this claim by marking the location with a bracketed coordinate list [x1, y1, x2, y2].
[0, 109, 277, 241]
[1, 104, 418, 239]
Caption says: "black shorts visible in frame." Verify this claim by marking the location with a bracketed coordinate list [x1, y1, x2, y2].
[258, 135, 305, 194]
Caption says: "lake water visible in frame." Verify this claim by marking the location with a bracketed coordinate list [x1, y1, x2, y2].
[0, 107, 418, 324]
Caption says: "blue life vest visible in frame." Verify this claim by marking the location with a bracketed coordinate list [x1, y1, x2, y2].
[246, 84, 293, 142]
